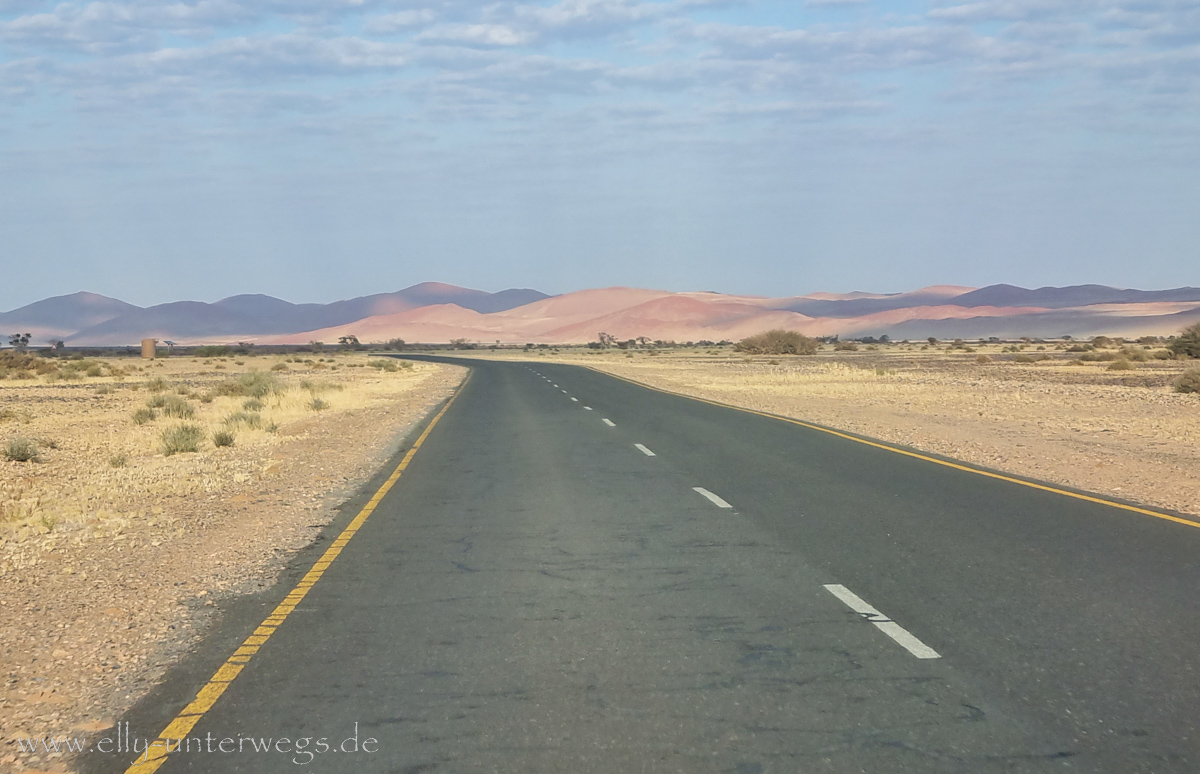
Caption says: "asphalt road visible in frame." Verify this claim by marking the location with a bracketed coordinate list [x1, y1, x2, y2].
[93, 356, 1200, 773]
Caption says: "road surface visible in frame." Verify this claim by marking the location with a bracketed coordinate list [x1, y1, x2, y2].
[91, 357, 1200, 773]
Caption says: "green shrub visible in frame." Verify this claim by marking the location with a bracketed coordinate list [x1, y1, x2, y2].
[193, 345, 229, 357]
[308, 397, 330, 411]
[1173, 368, 1200, 394]
[160, 424, 204, 455]
[212, 430, 235, 448]
[734, 330, 819, 355]
[368, 359, 399, 372]
[4, 437, 39, 462]
[109, 454, 127, 468]
[242, 398, 264, 411]
[160, 395, 195, 418]
[132, 407, 158, 425]
[1169, 323, 1200, 359]
[1118, 346, 1148, 362]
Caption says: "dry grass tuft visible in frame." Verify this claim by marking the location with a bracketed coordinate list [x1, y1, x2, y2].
[160, 424, 204, 456]
[4, 437, 39, 462]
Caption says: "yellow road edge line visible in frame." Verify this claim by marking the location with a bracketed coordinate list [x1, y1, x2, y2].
[122, 371, 471, 773]
[583, 365, 1200, 531]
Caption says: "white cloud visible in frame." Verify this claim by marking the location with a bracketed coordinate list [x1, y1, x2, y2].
[416, 23, 536, 46]
[363, 9, 437, 34]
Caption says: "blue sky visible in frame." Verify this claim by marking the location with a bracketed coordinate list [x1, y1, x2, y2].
[1, 0, 1197, 309]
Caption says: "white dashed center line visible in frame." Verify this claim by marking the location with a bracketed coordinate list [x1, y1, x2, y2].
[602, 418, 615, 427]
[634, 444, 656, 457]
[583, 407, 593, 411]
[823, 584, 941, 659]
[570, 397, 579, 402]
[692, 487, 732, 509]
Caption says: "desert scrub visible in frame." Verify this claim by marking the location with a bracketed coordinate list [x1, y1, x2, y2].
[146, 376, 170, 392]
[161, 424, 204, 456]
[368, 359, 400, 372]
[308, 397, 330, 411]
[1174, 368, 1200, 394]
[212, 429, 236, 448]
[0, 350, 59, 376]
[242, 398, 264, 411]
[735, 330, 819, 355]
[109, 453, 127, 468]
[4, 437, 39, 462]
[976, 354, 992, 364]
[131, 407, 158, 425]
[270, 363, 289, 372]
[1107, 359, 1134, 371]
[213, 371, 282, 398]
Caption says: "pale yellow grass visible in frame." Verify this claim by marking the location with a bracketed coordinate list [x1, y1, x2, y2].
[0, 354, 432, 541]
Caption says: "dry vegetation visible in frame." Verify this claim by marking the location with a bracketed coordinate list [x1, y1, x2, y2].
[482, 336, 1200, 519]
[0, 351, 464, 772]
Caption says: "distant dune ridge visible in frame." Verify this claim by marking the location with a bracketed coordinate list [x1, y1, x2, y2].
[2, 283, 1199, 346]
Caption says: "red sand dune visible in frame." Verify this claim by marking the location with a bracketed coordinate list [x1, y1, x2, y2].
[241, 285, 1200, 346]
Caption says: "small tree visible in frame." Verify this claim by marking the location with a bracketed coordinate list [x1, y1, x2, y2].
[8, 333, 31, 351]
[338, 334, 361, 350]
[596, 332, 617, 348]
[1169, 322, 1200, 359]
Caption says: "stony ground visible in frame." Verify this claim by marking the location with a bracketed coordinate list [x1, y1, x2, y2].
[479, 343, 1200, 519]
[0, 353, 465, 774]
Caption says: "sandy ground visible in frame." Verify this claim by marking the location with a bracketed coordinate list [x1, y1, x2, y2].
[0, 353, 465, 774]
[470, 344, 1200, 519]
